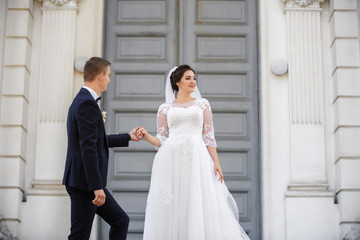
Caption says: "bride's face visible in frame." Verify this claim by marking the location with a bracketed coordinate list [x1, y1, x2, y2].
[177, 70, 196, 94]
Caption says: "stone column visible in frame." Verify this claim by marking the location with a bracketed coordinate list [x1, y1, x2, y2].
[30, 0, 78, 194]
[282, 1, 338, 239]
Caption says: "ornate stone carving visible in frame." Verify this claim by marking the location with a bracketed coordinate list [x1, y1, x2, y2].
[282, 0, 324, 9]
[50, 0, 70, 5]
[295, 0, 315, 6]
[39, 0, 79, 9]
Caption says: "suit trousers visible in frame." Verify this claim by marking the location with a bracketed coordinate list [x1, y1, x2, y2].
[66, 186, 129, 240]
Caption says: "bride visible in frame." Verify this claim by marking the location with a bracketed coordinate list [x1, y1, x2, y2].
[137, 65, 250, 240]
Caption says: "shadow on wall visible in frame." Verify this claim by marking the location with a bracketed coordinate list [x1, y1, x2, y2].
[0, 216, 17, 240]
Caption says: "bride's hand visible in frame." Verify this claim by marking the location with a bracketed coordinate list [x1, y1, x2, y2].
[136, 127, 149, 139]
[214, 162, 224, 183]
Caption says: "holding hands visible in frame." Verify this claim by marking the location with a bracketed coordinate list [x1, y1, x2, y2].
[129, 126, 154, 142]
[129, 126, 144, 141]
[134, 126, 161, 147]
[136, 127, 148, 139]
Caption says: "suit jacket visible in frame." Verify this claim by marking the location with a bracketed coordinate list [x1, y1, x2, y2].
[62, 88, 130, 191]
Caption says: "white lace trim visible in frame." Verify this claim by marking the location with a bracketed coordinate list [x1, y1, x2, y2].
[203, 132, 217, 148]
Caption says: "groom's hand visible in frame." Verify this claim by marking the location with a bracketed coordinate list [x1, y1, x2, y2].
[93, 189, 106, 206]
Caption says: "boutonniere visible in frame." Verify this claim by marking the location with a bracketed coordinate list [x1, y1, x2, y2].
[101, 111, 107, 123]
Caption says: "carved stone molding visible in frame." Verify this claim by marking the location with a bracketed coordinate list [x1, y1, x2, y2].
[28, 180, 67, 196]
[295, 0, 315, 6]
[39, 0, 80, 10]
[282, 0, 325, 9]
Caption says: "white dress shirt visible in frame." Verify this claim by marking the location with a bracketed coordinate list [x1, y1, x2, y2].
[82, 86, 99, 101]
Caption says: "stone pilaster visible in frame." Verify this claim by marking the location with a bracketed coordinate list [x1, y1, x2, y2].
[0, 0, 34, 237]
[283, 0, 329, 192]
[29, 0, 78, 195]
[330, 0, 360, 238]
[282, 1, 339, 239]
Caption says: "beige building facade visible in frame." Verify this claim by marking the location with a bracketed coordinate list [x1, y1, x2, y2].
[0, 0, 359, 239]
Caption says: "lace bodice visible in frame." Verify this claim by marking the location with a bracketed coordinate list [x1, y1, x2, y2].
[156, 98, 217, 148]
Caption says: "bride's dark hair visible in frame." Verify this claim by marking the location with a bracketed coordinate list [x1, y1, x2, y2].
[170, 65, 195, 92]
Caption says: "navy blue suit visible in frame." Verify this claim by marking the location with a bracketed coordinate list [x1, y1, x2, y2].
[63, 88, 130, 240]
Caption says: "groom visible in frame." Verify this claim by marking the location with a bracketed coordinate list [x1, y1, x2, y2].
[62, 57, 140, 240]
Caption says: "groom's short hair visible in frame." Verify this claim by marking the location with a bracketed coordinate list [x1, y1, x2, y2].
[83, 57, 111, 82]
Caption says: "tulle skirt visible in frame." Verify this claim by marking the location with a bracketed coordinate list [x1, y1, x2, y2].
[143, 135, 250, 240]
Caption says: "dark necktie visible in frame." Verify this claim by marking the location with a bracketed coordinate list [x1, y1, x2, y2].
[96, 97, 101, 102]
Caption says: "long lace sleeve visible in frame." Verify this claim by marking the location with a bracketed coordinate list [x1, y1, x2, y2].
[202, 99, 217, 148]
[155, 104, 169, 146]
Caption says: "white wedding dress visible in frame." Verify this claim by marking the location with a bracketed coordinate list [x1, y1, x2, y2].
[143, 98, 250, 240]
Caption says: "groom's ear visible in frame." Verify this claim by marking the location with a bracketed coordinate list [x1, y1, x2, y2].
[96, 72, 104, 81]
